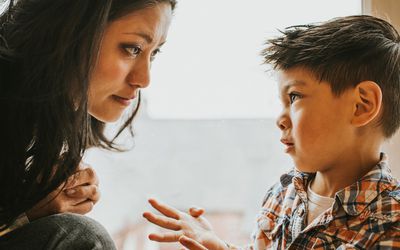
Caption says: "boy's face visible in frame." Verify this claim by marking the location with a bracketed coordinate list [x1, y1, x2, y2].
[276, 67, 356, 173]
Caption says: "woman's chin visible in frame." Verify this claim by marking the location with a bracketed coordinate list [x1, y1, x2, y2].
[89, 112, 123, 123]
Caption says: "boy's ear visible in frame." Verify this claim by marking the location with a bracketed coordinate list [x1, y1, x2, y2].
[351, 81, 382, 127]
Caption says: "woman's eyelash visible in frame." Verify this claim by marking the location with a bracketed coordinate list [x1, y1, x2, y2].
[122, 44, 142, 57]
[150, 48, 162, 61]
[121, 44, 162, 61]
[151, 48, 161, 57]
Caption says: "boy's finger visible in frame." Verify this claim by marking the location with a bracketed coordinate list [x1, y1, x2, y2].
[143, 212, 182, 231]
[148, 232, 182, 242]
[179, 236, 208, 250]
[188, 207, 204, 218]
[148, 198, 181, 219]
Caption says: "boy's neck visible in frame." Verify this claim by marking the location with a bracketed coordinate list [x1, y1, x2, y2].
[310, 145, 382, 198]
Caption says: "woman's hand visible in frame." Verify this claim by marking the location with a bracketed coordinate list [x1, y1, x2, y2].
[26, 163, 100, 221]
[143, 198, 228, 250]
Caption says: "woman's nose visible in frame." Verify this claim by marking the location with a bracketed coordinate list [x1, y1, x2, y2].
[127, 59, 151, 89]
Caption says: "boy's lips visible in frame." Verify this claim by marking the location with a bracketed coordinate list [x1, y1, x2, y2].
[280, 138, 294, 145]
[280, 138, 294, 153]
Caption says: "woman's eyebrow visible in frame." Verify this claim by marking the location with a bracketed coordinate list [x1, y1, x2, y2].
[122, 31, 153, 44]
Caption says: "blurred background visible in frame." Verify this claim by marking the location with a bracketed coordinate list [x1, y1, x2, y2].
[83, 1, 400, 249]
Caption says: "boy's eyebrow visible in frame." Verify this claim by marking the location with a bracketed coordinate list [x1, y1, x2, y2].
[281, 80, 307, 93]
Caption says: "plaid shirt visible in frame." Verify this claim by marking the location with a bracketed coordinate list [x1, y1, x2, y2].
[231, 153, 400, 249]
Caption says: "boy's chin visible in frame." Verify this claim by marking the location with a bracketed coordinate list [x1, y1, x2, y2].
[293, 161, 319, 174]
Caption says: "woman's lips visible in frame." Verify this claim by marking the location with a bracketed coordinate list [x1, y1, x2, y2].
[112, 95, 135, 106]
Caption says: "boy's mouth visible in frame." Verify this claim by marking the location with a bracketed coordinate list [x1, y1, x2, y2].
[280, 138, 294, 152]
[280, 138, 294, 145]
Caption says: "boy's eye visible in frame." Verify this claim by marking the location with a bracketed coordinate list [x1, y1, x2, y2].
[288, 92, 302, 104]
[123, 45, 142, 58]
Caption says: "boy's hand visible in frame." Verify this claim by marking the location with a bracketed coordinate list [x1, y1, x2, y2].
[143, 198, 228, 250]
[179, 236, 210, 250]
[26, 164, 100, 221]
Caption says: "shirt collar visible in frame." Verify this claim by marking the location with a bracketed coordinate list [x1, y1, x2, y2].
[280, 168, 315, 203]
[282, 153, 397, 216]
[335, 153, 397, 216]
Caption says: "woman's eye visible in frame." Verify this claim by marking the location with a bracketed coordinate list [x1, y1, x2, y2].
[123, 45, 142, 57]
[288, 92, 302, 104]
[150, 48, 161, 61]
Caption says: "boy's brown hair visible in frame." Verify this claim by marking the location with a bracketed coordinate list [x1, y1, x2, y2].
[262, 15, 400, 138]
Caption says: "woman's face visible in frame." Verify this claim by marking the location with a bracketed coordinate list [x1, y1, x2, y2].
[88, 3, 172, 122]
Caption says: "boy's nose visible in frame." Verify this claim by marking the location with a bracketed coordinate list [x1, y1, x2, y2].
[276, 115, 291, 131]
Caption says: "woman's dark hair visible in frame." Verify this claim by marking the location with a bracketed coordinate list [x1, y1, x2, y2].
[262, 15, 400, 138]
[0, 0, 176, 229]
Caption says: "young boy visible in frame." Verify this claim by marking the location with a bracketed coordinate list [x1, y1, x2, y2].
[143, 15, 400, 249]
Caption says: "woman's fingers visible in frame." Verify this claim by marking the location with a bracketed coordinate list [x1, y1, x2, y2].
[67, 200, 94, 214]
[148, 232, 182, 242]
[143, 212, 182, 230]
[179, 236, 209, 250]
[66, 167, 99, 188]
[26, 164, 100, 220]
[64, 184, 100, 204]
[148, 198, 181, 219]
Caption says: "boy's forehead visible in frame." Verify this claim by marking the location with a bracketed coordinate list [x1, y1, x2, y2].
[277, 68, 310, 91]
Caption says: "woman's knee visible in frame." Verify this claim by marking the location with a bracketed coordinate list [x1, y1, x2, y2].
[0, 213, 116, 250]
[45, 213, 116, 249]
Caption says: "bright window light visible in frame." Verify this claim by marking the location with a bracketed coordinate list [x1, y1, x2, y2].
[147, 0, 362, 119]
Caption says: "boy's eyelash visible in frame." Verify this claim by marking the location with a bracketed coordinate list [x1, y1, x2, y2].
[288, 92, 302, 104]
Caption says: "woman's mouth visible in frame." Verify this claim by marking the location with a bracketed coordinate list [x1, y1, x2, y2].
[112, 95, 135, 106]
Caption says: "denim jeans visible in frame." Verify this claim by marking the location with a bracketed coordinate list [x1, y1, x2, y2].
[0, 213, 116, 250]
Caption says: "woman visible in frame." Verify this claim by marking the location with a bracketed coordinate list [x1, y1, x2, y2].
[0, 0, 176, 248]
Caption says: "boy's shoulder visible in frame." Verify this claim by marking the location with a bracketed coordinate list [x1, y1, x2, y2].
[379, 175, 400, 203]
[388, 186, 400, 203]
[380, 182, 400, 214]
[350, 156, 400, 216]
[364, 180, 400, 222]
